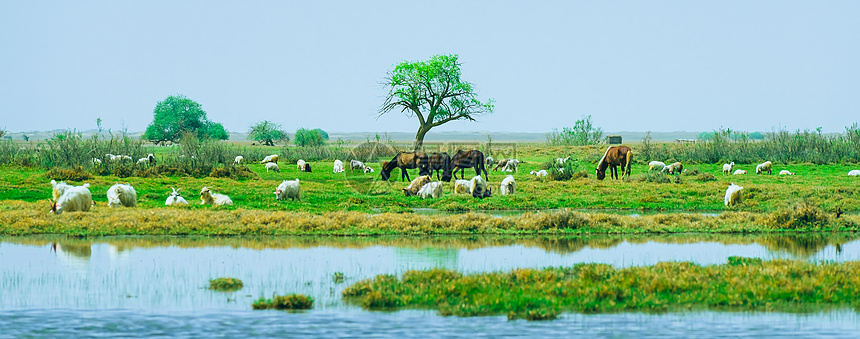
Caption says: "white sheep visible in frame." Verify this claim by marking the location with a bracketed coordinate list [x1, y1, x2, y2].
[556, 157, 570, 165]
[733, 169, 747, 175]
[470, 175, 491, 199]
[848, 170, 860, 176]
[92, 158, 102, 165]
[165, 187, 189, 206]
[120, 155, 133, 161]
[403, 175, 432, 196]
[200, 187, 233, 206]
[350, 160, 367, 171]
[500, 175, 516, 195]
[297, 159, 306, 171]
[274, 179, 301, 201]
[417, 181, 444, 199]
[755, 161, 772, 175]
[364, 166, 375, 173]
[137, 157, 150, 164]
[50, 180, 73, 202]
[485, 156, 495, 167]
[233, 156, 244, 165]
[51, 184, 93, 215]
[260, 154, 279, 164]
[107, 183, 138, 208]
[333, 160, 345, 173]
[724, 183, 743, 207]
[665, 162, 683, 175]
[266, 162, 281, 173]
[501, 159, 519, 172]
[722, 162, 735, 175]
[530, 169, 548, 179]
[649, 161, 666, 172]
[453, 179, 472, 194]
[779, 170, 794, 175]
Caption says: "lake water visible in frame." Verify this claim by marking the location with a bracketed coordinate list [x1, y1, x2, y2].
[1, 234, 859, 338]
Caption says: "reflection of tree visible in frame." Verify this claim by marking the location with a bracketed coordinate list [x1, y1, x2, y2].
[755, 234, 856, 258]
[528, 237, 623, 254]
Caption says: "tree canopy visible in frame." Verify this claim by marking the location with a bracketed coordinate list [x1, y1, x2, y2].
[144, 95, 228, 144]
[248, 120, 289, 146]
[294, 128, 327, 147]
[379, 54, 494, 149]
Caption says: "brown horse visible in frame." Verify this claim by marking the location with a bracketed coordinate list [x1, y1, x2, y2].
[450, 150, 488, 181]
[428, 152, 453, 182]
[381, 151, 430, 181]
[596, 145, 633, 180]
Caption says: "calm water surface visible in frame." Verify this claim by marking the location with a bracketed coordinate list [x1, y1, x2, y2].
[1, 234, 858, 338]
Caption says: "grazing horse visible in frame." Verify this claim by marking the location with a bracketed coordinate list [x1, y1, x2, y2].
[596, 145, 633, 180]
[380, 151, 430, 181]
[450, 150, 488, 181]
[428, 152, 453, 182]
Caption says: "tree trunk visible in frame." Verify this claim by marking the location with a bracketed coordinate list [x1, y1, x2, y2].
[413, 125, 430, 151]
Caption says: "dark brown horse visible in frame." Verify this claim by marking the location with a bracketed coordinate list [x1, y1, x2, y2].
[381, 151, 430, 181]
[596, 145, 633, 180]
[428, 152, 453, 182]
[449, 150, 488, 181]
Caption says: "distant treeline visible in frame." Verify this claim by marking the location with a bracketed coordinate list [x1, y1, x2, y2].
[639, 125, 860, 164]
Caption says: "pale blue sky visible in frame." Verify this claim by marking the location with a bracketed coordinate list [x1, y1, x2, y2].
[2, 1, 858, 134]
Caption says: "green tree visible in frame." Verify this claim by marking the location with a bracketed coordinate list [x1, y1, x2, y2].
[313, 128, 329, 141]
[379, 54, 494, 149]
[143, 95, 228, 144]
[546, 115, 603, 146]
[294, 128, 326, 147]
[248, 120, 290, 146]
[749, 131, 764, 140]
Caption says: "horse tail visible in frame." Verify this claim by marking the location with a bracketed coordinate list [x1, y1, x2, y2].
[625, 149, 634, 177]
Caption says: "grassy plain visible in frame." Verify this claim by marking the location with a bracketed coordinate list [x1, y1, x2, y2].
[342, 258, 860, 320]
[2, 144, 860, 235]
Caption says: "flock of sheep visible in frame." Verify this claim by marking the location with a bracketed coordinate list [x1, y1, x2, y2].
[46, 150, 860, 215]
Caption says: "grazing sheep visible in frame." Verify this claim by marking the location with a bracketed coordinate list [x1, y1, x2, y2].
[648, 161, 666, 172]
[665, 162, 683, 175]
[200, 187, 233, 206]
[297, 159, 306, 171]
[120, 155, 133, 161]
[470, 175, 492, 199]
[302, 163, 313, 173]
[756, 161, 772, 175]
[417, 181, 444, 199]
[733, 169, 747, 175]
[364, 166, 374, 173]
[92, 158, 102, 165]
[165, 187, 189, 206]
[333, 160, 345, 173]
[556, 157, 570, 165]
[724, 183, 743, 207]
[403, 175, 432, 197]
[485, 156, 495, 167]
[350, 160, 367, 171]
[233, 156, 244, 165]
[51, 184, 93, 215]
[50, 180, 73, 202]
[779, 170, 794, 175]
[107, 183, 137, 208]
[453, 179, 472, 194]
[494, 159, 518, 172]
[266, 162, 280, 173]
[260, 154, 279, 164]
[722, 162, 735, 175]
[500, 175, 516, 195]
[530, 169, 548, 179]
[274, 179, 301, 201]
[492, 159, 510, 171]
[849, 170, 860, 176]
[137, 157, 150, 164]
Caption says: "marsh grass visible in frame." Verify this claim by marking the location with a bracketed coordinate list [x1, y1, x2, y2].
[252, 294, 314, 310]
[343, 258, 860, 320]
[209, 277, 244, 291]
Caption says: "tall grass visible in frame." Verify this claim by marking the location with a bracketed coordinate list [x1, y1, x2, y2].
[641, 127, 860, 164]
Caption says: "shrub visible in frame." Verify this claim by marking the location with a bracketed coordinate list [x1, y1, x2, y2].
[765, 199, 832, 229]
[209, 277, 244, 291]
[546, 115, 603, 146]
[252, 294, 314, 310]
[294, 128, 326, 147]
